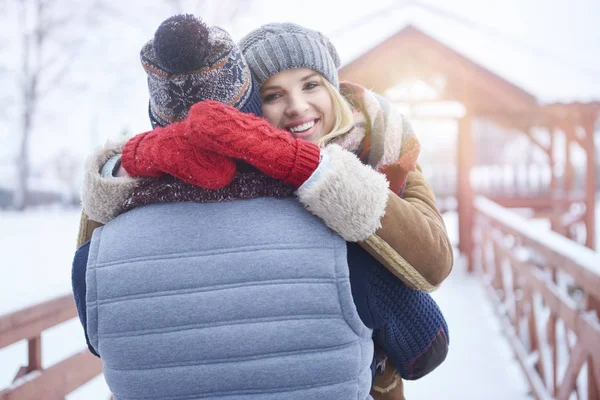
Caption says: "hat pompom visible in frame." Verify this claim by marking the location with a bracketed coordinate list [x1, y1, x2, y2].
[153, 14, 210, 73]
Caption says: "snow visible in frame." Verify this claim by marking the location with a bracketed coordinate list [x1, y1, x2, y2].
[0, 207, 111, 400]
[0, 208, 82, 314]
[404, 251, 531, 400]
[475, 196, 600, 274]
[401, 211, 533, 399]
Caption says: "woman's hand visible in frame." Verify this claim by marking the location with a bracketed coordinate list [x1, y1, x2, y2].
[121, 122, 237, 190]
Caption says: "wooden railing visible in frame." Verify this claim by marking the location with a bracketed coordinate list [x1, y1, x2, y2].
[473, 196, 600, 400]
[0, 294, 103, 399]
[424, 163, 587, 205]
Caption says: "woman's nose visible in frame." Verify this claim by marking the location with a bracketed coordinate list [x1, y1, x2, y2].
[284, 95, 309, 117]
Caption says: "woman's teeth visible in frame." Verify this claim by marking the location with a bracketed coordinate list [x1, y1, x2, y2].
[289, 120, 315, 133]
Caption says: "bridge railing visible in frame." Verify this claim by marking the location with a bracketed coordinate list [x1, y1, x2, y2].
[473, 196, 600, 400]
[0, 294, 102, 400]
[423, 163, 585, 201]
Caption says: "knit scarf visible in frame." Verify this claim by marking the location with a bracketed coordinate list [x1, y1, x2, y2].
[335, 81, 420, 195]
[123, 83, 420, 210]
[123, 165, 294, 213]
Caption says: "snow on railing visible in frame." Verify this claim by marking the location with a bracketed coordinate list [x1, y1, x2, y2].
[474, 196, 600, 296]
[473, 196, 600, 400]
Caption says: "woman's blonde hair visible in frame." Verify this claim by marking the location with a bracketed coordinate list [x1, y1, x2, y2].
[318, 78, 355, 147]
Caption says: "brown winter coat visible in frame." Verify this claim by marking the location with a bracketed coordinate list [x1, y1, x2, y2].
[361, 164, 453, 292]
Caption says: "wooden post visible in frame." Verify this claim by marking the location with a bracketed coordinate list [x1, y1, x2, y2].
[582, 113, 597, 250]
[587, 295, 600, 400]
[457, 114, 474, 272]
[28, 336, 42, 372]
[549, 268, 558, 396]
[548, 125, 560, 232]
[561, 123, 575, 241]
[527, 287, 546, 382]
[564, 124, 574, 196]
[584, 111, 598, 400]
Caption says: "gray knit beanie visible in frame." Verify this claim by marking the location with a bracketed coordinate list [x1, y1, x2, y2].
[142, 14, 262, 128]
[239, 22, 341, 89]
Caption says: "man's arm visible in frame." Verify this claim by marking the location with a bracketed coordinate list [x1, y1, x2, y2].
[81, 139, 141, 225]
[71, 240, 100, 357]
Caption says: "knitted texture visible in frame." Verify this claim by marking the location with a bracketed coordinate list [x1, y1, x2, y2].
[142, 14, 262, 128]
[121, 124, 236, 190]
[335, 82, 420, 195]
[123, 171, 295, 212]
[184, 100, 321, 188]
[239, 22, 341, 88]
[368, 254, 449, 380]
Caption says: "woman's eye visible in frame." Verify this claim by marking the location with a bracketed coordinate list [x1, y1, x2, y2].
[304, 81, 319, 90]
[262, 93, 280, 102]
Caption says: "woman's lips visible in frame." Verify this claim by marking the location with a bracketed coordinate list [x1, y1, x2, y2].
[287, 119, 319, 139]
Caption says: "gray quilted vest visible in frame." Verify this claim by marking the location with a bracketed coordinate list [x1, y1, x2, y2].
[86, 199, 374, 399]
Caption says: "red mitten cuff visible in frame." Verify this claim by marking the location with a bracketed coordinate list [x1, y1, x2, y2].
[284, 140, 321, 188]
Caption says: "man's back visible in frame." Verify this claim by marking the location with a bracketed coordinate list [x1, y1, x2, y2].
[86, 198, 374, 400]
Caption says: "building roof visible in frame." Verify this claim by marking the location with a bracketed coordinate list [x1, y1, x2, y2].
[330, 3, 600, 106]
[339, 25, 540, 116]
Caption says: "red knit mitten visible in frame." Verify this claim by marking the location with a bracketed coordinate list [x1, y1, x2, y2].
[183, 100, 321, 188]
[121, 123, 236, 190]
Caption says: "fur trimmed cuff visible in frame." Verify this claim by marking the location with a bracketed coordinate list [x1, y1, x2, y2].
[296, 144, 389, 242]
[81, 139, 141, 224]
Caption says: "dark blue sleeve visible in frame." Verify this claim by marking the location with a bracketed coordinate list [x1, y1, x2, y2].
[71, 240, 100, 357]
[347, 242, 449, 380]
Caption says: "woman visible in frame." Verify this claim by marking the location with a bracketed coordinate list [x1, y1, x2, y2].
[76, 16, 450, 399]
[239, 22, 453, 293]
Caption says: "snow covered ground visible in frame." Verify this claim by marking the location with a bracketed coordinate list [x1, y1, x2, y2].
[404, 252, 531, 399]
[3, 203, 596, 398]
[0, 207, 111, 399]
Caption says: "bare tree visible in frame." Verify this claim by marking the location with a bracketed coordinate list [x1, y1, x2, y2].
[8, 0, 253, 210]
[50, 148, 81, 205]
[0, 2, 10, 114]
[12, 0, 104, 210]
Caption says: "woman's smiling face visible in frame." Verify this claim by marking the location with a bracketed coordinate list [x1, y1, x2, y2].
[260, 68, 334, 144]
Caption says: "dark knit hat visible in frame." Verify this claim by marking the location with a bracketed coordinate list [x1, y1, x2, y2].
[239, 22, 341, 89]
[142, 14, 262, 128]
